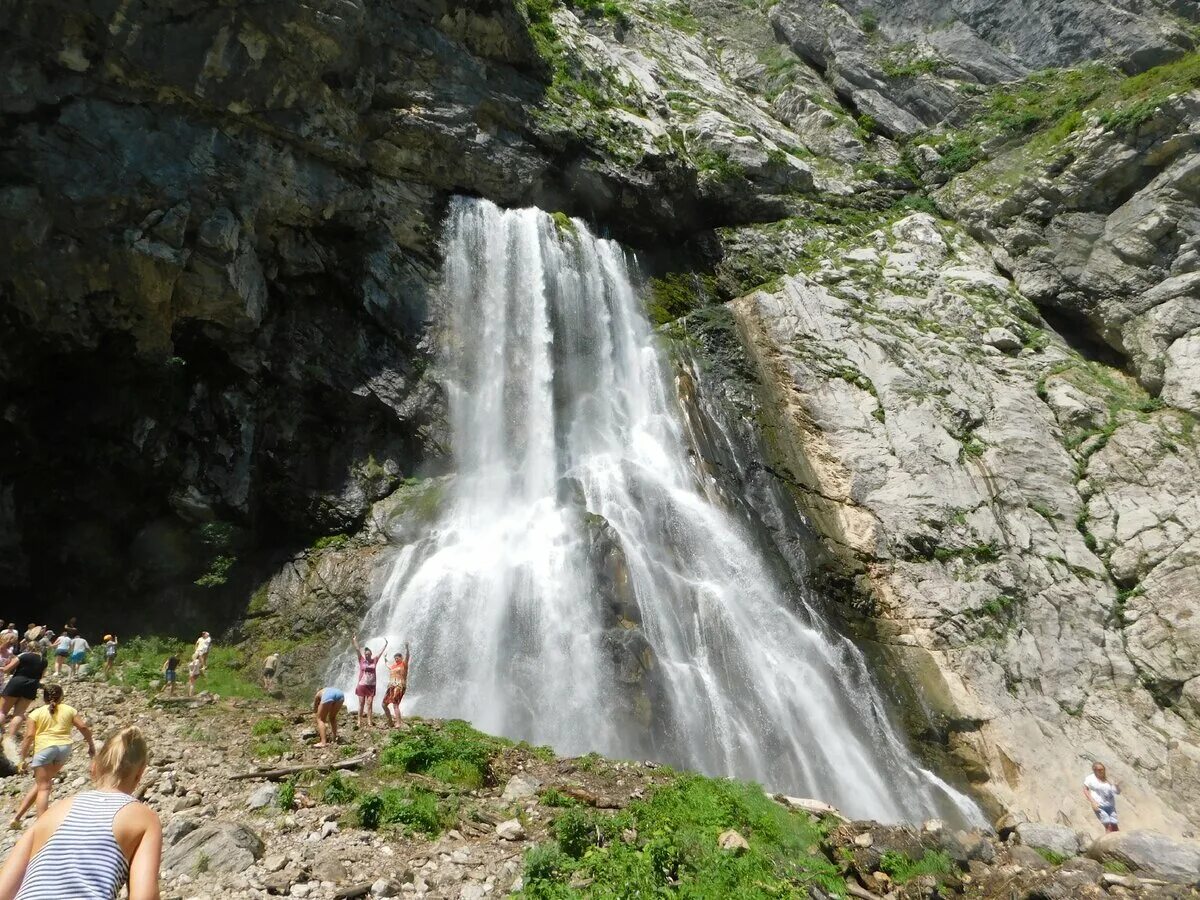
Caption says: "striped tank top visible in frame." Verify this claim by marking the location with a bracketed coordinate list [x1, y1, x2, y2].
[15, 790, 135, 900]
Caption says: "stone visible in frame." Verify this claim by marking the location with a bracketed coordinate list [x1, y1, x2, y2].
[247, 784, 278, 810]
[1015, 822, 1083, 859]
[161, 822, 265, 876]
[1008, 844, 1054, 870]
[371, 878, 399, 897]
[718, 830, 750, 853]
[501, 774, 542, 802]
[1087, 830, 1200, 883]
[164, 818, 199, 847]
[495, 819, 526, 841]
[981, 328, 1022, 353]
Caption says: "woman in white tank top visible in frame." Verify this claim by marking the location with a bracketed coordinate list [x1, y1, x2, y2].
[0, 726, 162, 900]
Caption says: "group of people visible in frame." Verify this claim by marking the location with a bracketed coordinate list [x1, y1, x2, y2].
[158, 632, 212, 698]
[311, 635, 411, 748]
[0, 623, 120, 694]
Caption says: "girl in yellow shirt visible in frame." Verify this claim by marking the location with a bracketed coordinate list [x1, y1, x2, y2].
[10, 685, 95, 828]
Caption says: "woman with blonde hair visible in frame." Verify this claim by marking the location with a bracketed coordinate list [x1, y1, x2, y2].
[9, 685, 95, 828]
[0, 726, 161, 899]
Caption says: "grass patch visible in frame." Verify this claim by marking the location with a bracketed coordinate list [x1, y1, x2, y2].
[518, 774, 843, 898]
[115, 636, 267, 699]
[356, 786, 454, 835]
[379, 720, 504, 788]
[540, 787, 582, 808]
[251, 717, 286, 737]
[879, 849, 954, 883]
[310, 534, 350, 552]
[1036, 847, 1068, 865]
[321, 772, 359, 805]
[645, 272, 713, 326]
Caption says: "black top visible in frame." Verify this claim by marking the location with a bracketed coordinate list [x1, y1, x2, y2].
[166, 656, 179, 671]
[12, 652, 46, 682]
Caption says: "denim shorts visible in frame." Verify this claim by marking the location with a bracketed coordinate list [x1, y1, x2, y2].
[31, 744, 72, 768]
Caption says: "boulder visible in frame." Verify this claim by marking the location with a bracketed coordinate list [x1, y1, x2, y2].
[501, 773, 542, 802]
[1086, 830, 1200, 883]
[718, 829, 750, 853]
[495, 819, 526, 841]
[1015, 822, 1084, 859]
[246, 784, 277, 810]
[161, 821, 265, 876]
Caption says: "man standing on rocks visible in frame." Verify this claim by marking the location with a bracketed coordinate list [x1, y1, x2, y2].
[262, 652, 280, 690]
[1083, 761, 1121, 832]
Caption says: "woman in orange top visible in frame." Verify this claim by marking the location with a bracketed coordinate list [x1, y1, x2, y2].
[382, 643, 411, 729]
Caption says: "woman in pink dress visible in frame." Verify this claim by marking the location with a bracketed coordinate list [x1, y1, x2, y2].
[351, 635, 387, 728]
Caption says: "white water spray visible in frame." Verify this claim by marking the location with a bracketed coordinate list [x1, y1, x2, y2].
[340, 197, 981, 824]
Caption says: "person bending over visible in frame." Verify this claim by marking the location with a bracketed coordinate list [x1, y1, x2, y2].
[313, 688, 345, 748]
[0, 726, 161, 900]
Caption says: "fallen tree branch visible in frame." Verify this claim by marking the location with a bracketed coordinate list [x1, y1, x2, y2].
[230, 753, 371, 781]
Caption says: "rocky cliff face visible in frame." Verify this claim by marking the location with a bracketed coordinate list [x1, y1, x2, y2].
[4, 0, 1200, 835]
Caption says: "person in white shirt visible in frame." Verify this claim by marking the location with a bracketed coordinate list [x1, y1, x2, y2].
[50, 634, 71, 677]
[194, 632, 212, 674]
[67, 636, 90, 677]
[1083, 761, 1121, 832]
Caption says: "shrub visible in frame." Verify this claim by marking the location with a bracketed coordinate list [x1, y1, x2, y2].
[278, 777, 297, 811]
[860, 9, 879, 33]
[539, 787, 580, 808]
[380, 720, 497, 787]
[554, 808, 598, 859]
[524, 842, 573, 882]
[322, 772, 358, 805]
[356, 787, 448, 835]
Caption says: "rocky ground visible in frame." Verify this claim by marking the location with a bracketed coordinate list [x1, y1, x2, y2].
[0, 674, 1196, 899]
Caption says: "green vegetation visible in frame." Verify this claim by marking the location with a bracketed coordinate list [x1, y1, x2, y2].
[566, 0, 630, 27]
[278, 777, 297, 811]
[115, 636, 266, 699]
[879, 849, 953, 883]
[380, 720, 504, 788]
[518, 774, 843, 898]
[251, 717, 285, 737]
[860, 9, 879, 33]
[1036, 847, 1068, 865]
[322, 772, 360, 805]
[645, 272, 713, 326]
[693, 149, 747, 183]
[882, 47, 944, 79]
[550, 211, 577, 235]
[1103, 859, 1131, 875]
[646, 0, 700, 34]
[1099, 52, 1200, 131]
[356, 785, 452, 835]
[539, 787, 582, 808]
[933, 542, 1000, 564]
[311, 534, 350, 552]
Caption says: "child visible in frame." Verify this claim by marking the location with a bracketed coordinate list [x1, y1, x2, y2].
[186, 655, 202, 697]
[67, 635, 90, 677]
[102, 635, 118, 676]
[161, 654, 179, 696]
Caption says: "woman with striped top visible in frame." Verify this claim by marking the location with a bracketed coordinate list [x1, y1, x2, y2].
[0, 726, 162, 900]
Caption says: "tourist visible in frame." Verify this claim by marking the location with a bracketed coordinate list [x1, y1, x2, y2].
[0, 726, 162, 899]
[33, 631, 51, 659]
[262, 652, 280, 690]
[67, 635, 90, 678]
[102, 636, 118, 677]
[61, 618, 78, 640]
[0, 643, 47, 749]
[351, 635, 387, 728]
[382, 643, 411, 729]
[49, 633, 70, 679]
[194, 632, 212, 674]
[312, 687, 345, 747]
[0, 625, 18, 650]
[0, 636, 15, 694]
[160, 653, 180, 697]
[1083, 761, 1121, 832]
[186, 655, 201, 697]
[9, 685, 96, 827]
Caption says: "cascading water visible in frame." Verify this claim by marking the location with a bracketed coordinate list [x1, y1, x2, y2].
[339, 197, 981, 824]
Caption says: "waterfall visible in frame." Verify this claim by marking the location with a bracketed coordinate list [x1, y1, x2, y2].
[340, 197, 981, 825]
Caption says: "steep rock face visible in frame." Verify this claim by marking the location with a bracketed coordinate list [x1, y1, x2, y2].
[728, 212, 1200, 831]
[770, 0, 1195, 135]
[942, 96, 1200, 413]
